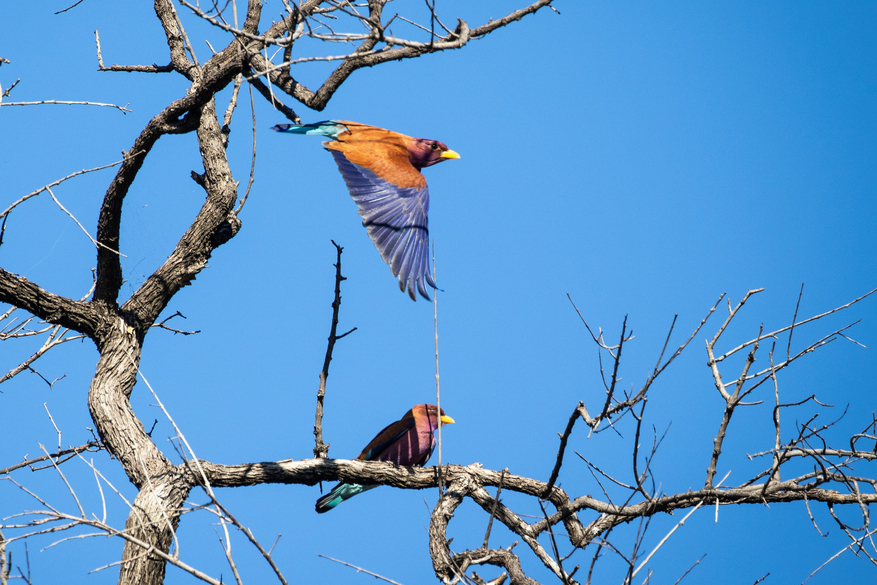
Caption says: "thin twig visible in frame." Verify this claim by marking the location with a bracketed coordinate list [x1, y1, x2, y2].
[787, 283, 804, 361]
[37, 444, 84, 519]
[631, 471, 730, 581]
[482, 470, 506, 549]
[2, 158, 125, 221]
[216, 529, 243, 585]
[42, 404, 62, 452]
[131, 362, 226, 562]
[714, 287, 876, 363]
[0, 100, 130, 113]
[222, 73, 242, 128]
[671, 554, 706, 585]
[0, 328, 86, 386]
[0, 442, 102, 476]
[54, 0, 85, 15]
[317, 554, 405, 585]
[433, 240, 443, 495]
[631, 502, 703, 580]
[600, 315, 628, 418]
[46, 187, 127, 257]
[543, 402, 587, 497]
[537, 499, 570, 585]
[202, 497, 289, 585]
[234, 82, 257, 213]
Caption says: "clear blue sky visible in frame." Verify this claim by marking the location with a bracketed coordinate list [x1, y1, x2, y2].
[1, 1, 876, 583]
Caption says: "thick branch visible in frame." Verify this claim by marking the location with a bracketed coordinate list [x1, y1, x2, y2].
[93, 107, 199, 307]
[94, 7, 267, 310]
[0, 270, 100, 337]
[154, 0, 198, 78]
[543, 402, 589, 497]
[121, 97, 241, 330]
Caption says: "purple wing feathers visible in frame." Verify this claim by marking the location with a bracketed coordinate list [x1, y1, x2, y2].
[360, 418, 434, 467]
[329, 150, 436, 300]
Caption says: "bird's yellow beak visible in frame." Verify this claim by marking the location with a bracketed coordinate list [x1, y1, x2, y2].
[440, 414, 455, 425]
[441, 149, 461, 160]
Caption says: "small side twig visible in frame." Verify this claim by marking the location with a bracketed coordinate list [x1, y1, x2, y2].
[152, 311, 200, 335]
[1, 79, 20, 98]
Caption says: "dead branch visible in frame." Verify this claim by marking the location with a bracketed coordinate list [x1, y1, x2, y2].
[314, 241, 356, 459]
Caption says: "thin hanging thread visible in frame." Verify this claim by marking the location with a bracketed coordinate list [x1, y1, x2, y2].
[433, 239, 443, 495]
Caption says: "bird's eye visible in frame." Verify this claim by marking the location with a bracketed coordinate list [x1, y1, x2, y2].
[430, 142, 439, 150]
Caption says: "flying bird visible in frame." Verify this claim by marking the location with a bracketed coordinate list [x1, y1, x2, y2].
[315, 404, 455, 513]
[272, 120, 460, 301]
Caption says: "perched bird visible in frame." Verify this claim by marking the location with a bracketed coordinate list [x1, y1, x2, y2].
[272, 121, 460, 301]
[315, 404, 454, 513]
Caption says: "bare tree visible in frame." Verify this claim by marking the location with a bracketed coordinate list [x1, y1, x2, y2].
[1, 3, 875, 585]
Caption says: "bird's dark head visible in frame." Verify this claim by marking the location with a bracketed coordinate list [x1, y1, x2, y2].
[419, 404, 455, 426]
[408, 139, 460, 170]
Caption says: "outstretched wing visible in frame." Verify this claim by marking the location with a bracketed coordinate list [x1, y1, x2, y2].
[328, 149, 437, 301]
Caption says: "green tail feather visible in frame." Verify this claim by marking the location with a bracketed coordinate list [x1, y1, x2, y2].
[271, 120, 344, 138]
[315, 482, 377, 513]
